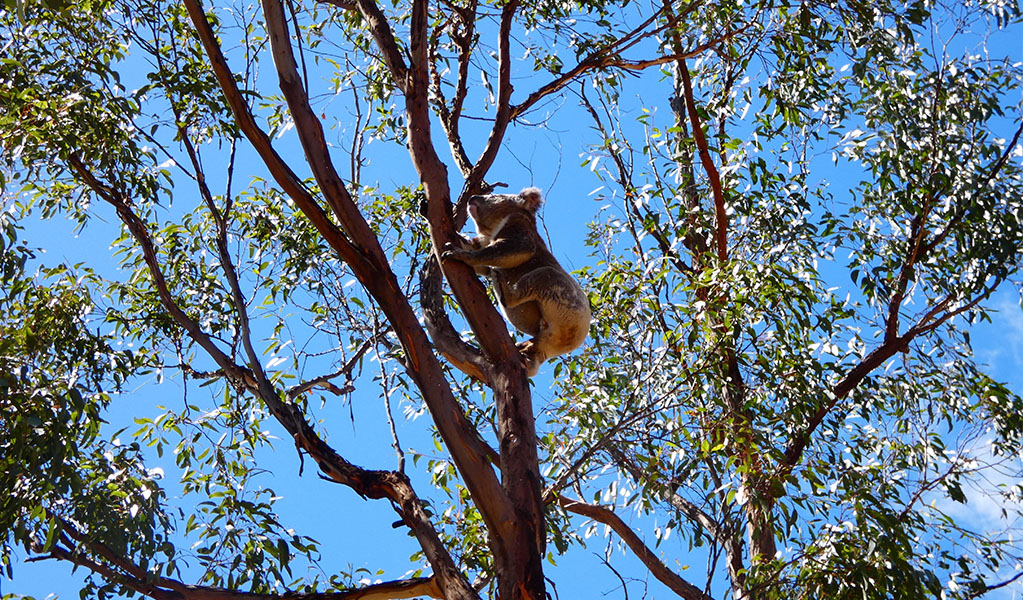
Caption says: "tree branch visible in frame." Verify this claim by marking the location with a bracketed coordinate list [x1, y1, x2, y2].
[318, 0, 357, 10]
[920, 120, 1023, 257]
[967, 571, 1023, 599]
[508, 5, 669, 122]
[428, 0, 476, 176]
[674, 59, 727, 262]
[775, 112, 1022, 477]
[185, 0, 511, 564]
[781, 282, 998, 473]
[260, 0, 374, 240]
[578, 84, 694, 276]
[351, 0, 410, 92]
[43, 543, 178, 600]
[285, 338, 371, 401]
[884, 198, 933, 343]
[461, 0, 520, 199]
[608, 446, 749, 595]
[407, 2, 547, 597]
[69, 154, 468, 585]
[45, 531, 443, 600]
[557, 496, 715, 600]
[170, 98, 284, 439]
[420, 255, 490, 383]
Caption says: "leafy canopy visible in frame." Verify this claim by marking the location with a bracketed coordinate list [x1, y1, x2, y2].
[1, 0, 1023, 599]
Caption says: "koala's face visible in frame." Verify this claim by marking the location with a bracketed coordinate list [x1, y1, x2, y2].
[468, 187, 543, 236]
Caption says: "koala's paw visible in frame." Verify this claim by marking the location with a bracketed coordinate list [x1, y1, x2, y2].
[441, 241, 464, 262]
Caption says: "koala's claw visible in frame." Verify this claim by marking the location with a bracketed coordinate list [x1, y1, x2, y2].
[517, 340, 540, 371]
[440, 241, 461, 261]
[516, 341, 543, 377]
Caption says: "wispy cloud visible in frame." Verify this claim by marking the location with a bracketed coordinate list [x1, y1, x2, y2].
[974, 289, 1023, 393]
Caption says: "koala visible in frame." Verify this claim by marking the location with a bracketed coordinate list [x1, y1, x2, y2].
[442, 187, 590, 377]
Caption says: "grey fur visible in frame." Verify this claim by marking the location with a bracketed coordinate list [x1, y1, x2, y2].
[442, 188, 591, 376]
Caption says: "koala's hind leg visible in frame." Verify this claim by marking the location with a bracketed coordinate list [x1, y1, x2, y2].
[516, 301, 589, 375]
[516, 337, 548, 377]
[502, 301, 545, 337]
[503, 268, 589, 376]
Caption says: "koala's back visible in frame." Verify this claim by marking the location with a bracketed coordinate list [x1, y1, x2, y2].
[491, 237, 590, 351]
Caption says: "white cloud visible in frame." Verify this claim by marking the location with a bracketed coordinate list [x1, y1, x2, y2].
[973, 289, 1023, 391]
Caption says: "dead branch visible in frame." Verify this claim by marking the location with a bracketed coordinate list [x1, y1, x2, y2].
[286, 337, 376, 400]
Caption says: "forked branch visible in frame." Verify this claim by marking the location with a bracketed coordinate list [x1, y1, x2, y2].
[781, 283, 998, 473]
[185, 0, 504, 530]
[65, 152, 475, 598]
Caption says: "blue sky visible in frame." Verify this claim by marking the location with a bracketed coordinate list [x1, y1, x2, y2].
[4, 3, 1023, 599]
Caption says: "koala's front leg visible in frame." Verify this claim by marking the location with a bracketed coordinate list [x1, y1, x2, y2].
[444, 237, 534, 270]
[441, 238, 491, 277]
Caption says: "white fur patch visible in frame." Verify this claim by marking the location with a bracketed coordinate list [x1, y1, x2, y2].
[486, 214, 511, 240]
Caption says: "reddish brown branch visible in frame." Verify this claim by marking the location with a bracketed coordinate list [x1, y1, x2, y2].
[46, 532, 442, 600]
[318, 0, 357, 10]
[428, 0, 476, 176]
[506, 1, 726, 127]
[260, 0, 373, 240]
[657, 1, 730, 262]
[508, 5, 669, 123]
[185, 0, 501, 512]
[406, 2, 546, 597]
[43, 544, 179, 600]
[781, 285, 996, 473]
[778, 125, 1023, 474]
[461, 0, 520, 198]
[557, 497, 714, 600]
[885, 199, 933, 343]
[76, 8, 497, 598]
[350, 0, 410, 92]
[68, 156, 450, 547]
[675, 59, 728, 262]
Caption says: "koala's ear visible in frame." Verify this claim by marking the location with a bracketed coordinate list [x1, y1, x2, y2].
[519, 187, 543, 212]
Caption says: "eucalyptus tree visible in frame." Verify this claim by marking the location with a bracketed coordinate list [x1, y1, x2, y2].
[1, 0, 1022, 599]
